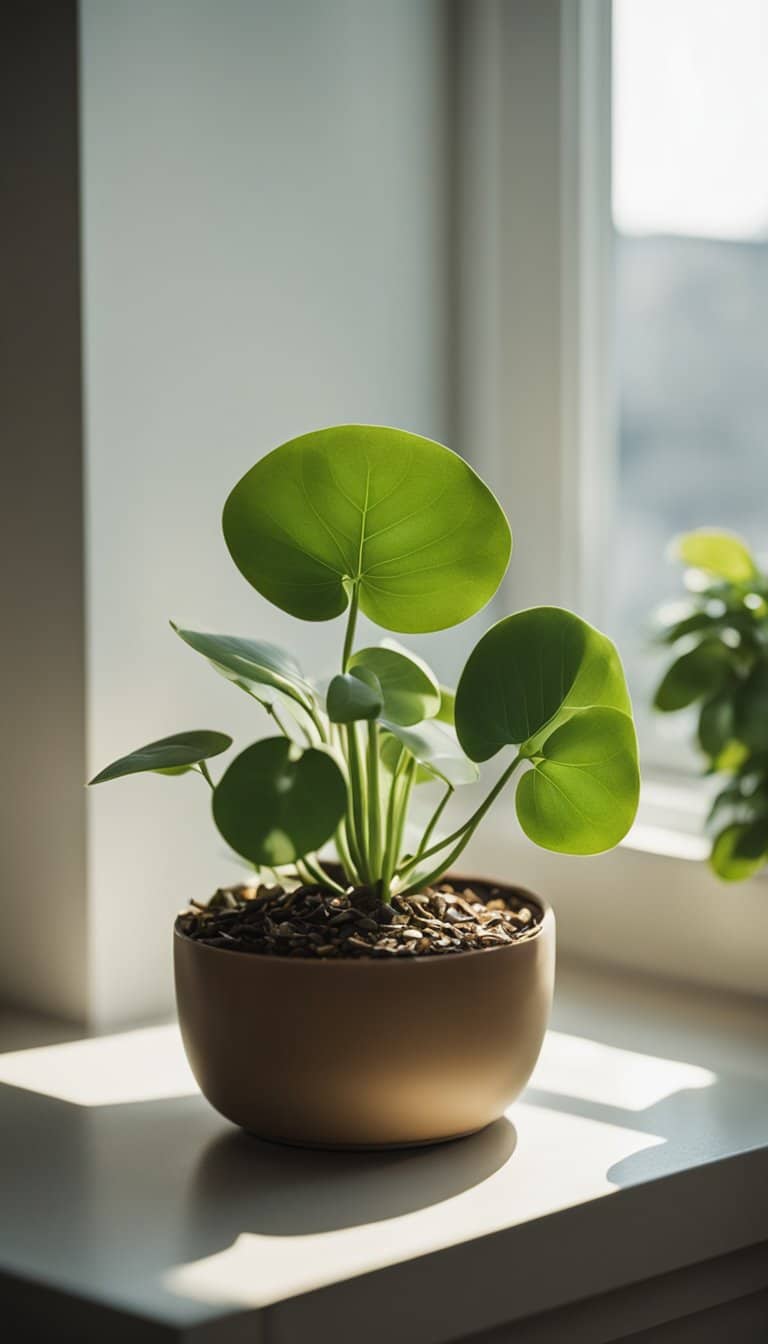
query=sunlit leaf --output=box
[222,425,511,633]
[326,668,382,723]
[710,821,768,882]
[212,738,347,866]
[349,644,440,725]
[172,625,315,710]
[380,719,478,787]
[455,607,631,762]
[89,730,232,785]
[676,530,756,584]
[515,708,639,855]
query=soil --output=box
[176,878,543,959]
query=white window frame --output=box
[450,0,768,997]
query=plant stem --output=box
[342,582,360,671]
[345,722,370,881]
[379,754,415,902]
[297,855,347,894]
[334,822,359,886]
[379,752,405,902]
[366,720,382,876]
[394,754,524,882]
[418,783,453,856]
[197,760,215,788]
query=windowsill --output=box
[446,774,768,999]
[0,963,765,1342]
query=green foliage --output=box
[654,528,768,880]
[212,739,347,866]
[222,425,512,633]
[89,424,639,901]
[89,731,232,785]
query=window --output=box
[609,0,768,770]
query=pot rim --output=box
[174,876,554,968]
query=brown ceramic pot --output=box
[174,876,555,1149]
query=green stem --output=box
[380,754,415,902]
[395,754,523,881]
[342,583,360,671]
[298,856,347,894]
[419,783,453,856]
[345,722,370,881]
[366,721,382,876]
[334,822,360,886]
[197,760,215,789]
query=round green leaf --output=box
[654,642,729,713]
[172,625,314,710]
[349,644,440,725]
[326,668,383,723]
[455,607,631,763]
[710,821,768,881]
[676,530,756,583]
[89,730,232,785]
[380,719,479,787]
[222,425,511,634]
[515,708,639,855]
[212,738,347,866]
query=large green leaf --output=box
[349,644,440,725]
[212,738,347,866]
[380,719,479,787]
[654,642,729,713]
[710,821,768,881]
[172,625,314,710]
[326,668,382,723]
[677,530,756,583]
[455,607,631,762]
[222,425,511,634]
[89,730,232,785]
[515,708,639,854]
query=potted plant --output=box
[91,425,639,1147]
[654,528,768,881]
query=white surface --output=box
[0,962,765,1341]
[79,0,458,1027]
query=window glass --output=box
[611,0,768,766]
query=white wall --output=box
[80,0,455,1025]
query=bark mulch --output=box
[176,879,542,959]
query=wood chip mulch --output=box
[176,880,542,959]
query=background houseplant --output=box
[91,425,639,1145]
[654,528,768,881]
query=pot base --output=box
[175,875,555,1149]
[244,1123,489,1152]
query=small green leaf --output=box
[212,738,347,866]
[653,643,728,712]
[349,644,440,725]
[326,668,383,723]
[735,663,768,751]
[710,821,768,881]
[222,425,512,634]
[455,607,631,762]
[698,691,736,760]
[380,719,479,787]
[172,625,315,710]
[676,530,756,583]
[656,608,722,645]
[89,730,232,785]
[515,708,639,855]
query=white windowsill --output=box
[0,961,766,1342]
